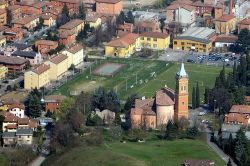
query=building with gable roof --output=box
[24,63,51,89]
[96,0,123,15]
[238,17,250,32]
[214,15,237,34]
[131,63,189,129]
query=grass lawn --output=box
[53,58,231,102]
[0,154,9,166]
[42,139,225,166]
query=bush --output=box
[85,130,104,146]
[186,126,199,139]
[86,114,103,126]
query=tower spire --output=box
[177,63,188,78]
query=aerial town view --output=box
[0,0,250,165]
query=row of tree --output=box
[116,11,135,25]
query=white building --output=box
[8,103,26,118]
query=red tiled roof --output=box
[105,33,139,47]
[0,8,6,15]
[49,54,68,64]
[32,64,50,75]
[216,15,235,22]
[6,124,17,129]
[245,96,250,103]
[35,40,58,46]
[0,55,28,65]
[135,98,154,110]
[238,18,250,25]
[59,19,84,31]
[230,105,250,114]
[214,35,238,43]
[225,113,249,125]
[12,15,39,25]
[8,103,25,110]
[167,4,195,11]
[66,44,83,54]
[156,87,175,106]
[18,118,29,125]
[141,32,169,39]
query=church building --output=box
[130,63,189,129]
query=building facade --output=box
[215,15,237,34]
[96,0,122,15]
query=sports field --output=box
[41,139,225,166]
[54,58,231,102]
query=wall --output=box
[173,39,212,52]
[156,105,174,127]
[17,135,32,145]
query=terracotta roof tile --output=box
[216,15,235,22]
[18,118,29,125]
[225,113,249,125]
[59,19,84,31]
[105,33,139,47]
[141,32,169,39]
[156,87,175,106]
[8,103,25,110]
[6,124,17,129]
[12,15,39,25]
[238,18,250,25]
[35,40,58,46]
[0,8,6,15]
[49,54,68,64]
[230,105,250,114]
[32,63,50,75]
[0,55,28,65]
[214,35,238,43]
[66,44,83,54]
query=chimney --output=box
[229,0,233,15]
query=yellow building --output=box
[173,27,215,53]
[41,13,56,27]
[105,33,140,58]
[105,32,170,58]
[12,15,39,30]
[45,54,68,80]
[0,1,8,9]
[0,65,8,80]
[0,35,6,47]
[24,64,50,90]
[140,32,170,50]
[215,15,237,35]
[0,9,6,26]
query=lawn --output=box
[0,154,9,166]
[53,58,231,102]
[42,139,225,166]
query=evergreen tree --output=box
[114,112,121,125]
[246,54,250,71]
[227,159,232,166]
[116,11,126,25]
[235,129,248,161]
[107,89,121,112]
[78,3,86,20]
[57,4,70,27]
[126,11,134,24]
[192,87,196,109]
[62,4,70,18]
[6,8,12,26]
[196,82,200,108]
[204,87,210,104]
[165,120,179,140]
[232,61,237,85]
[124,93,140,112]
[28,95,42,117]
[240,55,247,85]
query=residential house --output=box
[0,35,6,47]
[18,1,49,15]
[54,0,81,14]
[221,123,241,139]
[134,20,161,34]
[12,15,40,30]
[58,30,76,46]
[215,15,237,34]
[140,32,170,50]
[192,1,214,16]
[8,103,25,118]
[1,112,18,132]
[166,3,196,26]
[12,50,42,65]
[94,109,115,124]
[2,132,16,147]
[18,118,38,131]
[213,35,238,51]
[45,54,68,80]
[0,65,7,80]
[0,8,6,26]
[35,40,58,55]
[41,13,56,27]
[0,99,19,111]
[82,0,95,12]
[117,23,134,33]
[0,1,8,9]
[238,17,250,32]
[59,19,84,35]
[62,44,84,68]
[224,105,250,126]
[24,63,50,90]
[0,25,8,35]
[4,27,24,42]
[173,27,215,52]
[85,13,102,28]
[96,0,123,15]
[8,5,22,21]
[104,33,140,58]
[44,95,66,112]
[16,128,33,145]
[0,55,28,73]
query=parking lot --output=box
[159,49,239,67]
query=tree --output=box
[58,98,75,116]
[74,91,91,115]
[124,93,140,112]
[204,87,210,104]
[78,3,86,19]
[186,126,199,139]
[178,117,189,130]
[91,87,108,111]
[165,120,179,140]
[68,109,84,132]
[126,11,134,24]
[57,124,74,146]
[6,8,12,26]
[6,85,12,91]
[86,114,103,126]
[239,55,247,85]
[236,29,250,54]
[116,11,126,25]
[107,89,121,112]
[196,82,200,108]
[192,87,196,109]
[114,112,121,125]
[235,129,249,161]
[56,4,70,27]
[28,95,42,117]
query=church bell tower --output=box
[174,63,189,121]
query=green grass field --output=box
[0,154,9,166]
[53,58,231,102]
[42,139,225,166]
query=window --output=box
[19,136,21,138]
[174,41,177,45]
[181,42,184,45]
[147,38,150,41]
[153,38,157,41]
[182,102,185,105]
[28,136,30,138]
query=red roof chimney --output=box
[229,0,233,15]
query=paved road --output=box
[29,156,46,166]
[0,76,24,96]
